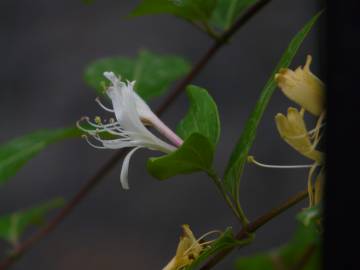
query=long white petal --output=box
[120,147,141,190]
[102,139,135,149]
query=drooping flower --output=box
[163,225,219,270]
[248,106,325,207]
[249,56,326,208]
[275,107,324,164]
[77,72,183,189]
[275,55,325,116]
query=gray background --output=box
[0,0,322,269]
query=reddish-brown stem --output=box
[0,150,127,269]
[200,190,308,270]
[156,0,271,116]
[0,1,271,269]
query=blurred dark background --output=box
[0,1,322,269]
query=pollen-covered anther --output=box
[94,116,102,124]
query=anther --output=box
[95,116,102,124]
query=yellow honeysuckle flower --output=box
[275,55,325,116]
[275,107,324,164]
[163,225,218,270]
[162,224,202,270]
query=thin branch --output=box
[156,0,271,116]
[0,150,127,269]
[0,1,271,269]
[200,190,308,270]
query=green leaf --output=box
[235,254,275,270]
[84,50,191,101]
[130,0,217,23]
[177,85,220,146]
[184,228,240,270]
[223,12,322,197]
[0,198,64,245]
[0,128,81,185]
[277,224,321,270]
[147,133,214,180]
[235,223,321,270]
[297,205,322,227]
[211,0,256,30]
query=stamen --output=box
[97,126,126,136]
[308,122,326,136]
[309,131,324,153]
[184,240,214,256]
[77,118,122,138]
[283,123,326,140]
[83,117,121,129]
[95,97,114,112]
[198,240,214,247]
[76,120,96,135]
[183,230,221,256]
[196,230,222,242]
[312,111,326,141]
[248,156,313,169]
[81,135,106,149]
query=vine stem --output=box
[208,172,243,221]
[200,190,308,270]
[156,0,271,116]
[0,1,271,269]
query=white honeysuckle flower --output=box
[78,72,183,189]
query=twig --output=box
[0,1,271,269]
[0,150,126,269]
[200,190,308,270]
[156,0,271,116]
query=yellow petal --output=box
[275,107,323,163]
[181,224,202,256]
[275,55,325,116]
[162,257,177,270]
[162,225,203,270]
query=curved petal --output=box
[120,146,142,190]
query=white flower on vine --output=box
[77,72,183,189]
